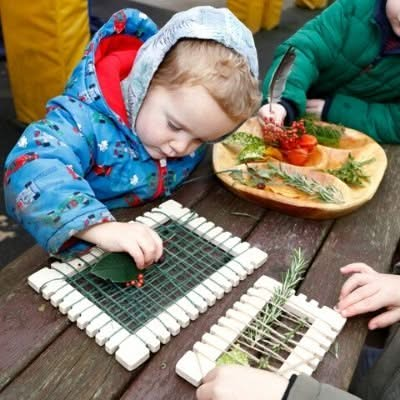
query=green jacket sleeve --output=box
[262,0,353,115]
[287,374,360,400]
[327,94,400,143]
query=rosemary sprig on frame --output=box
[250,249,309,369]
[217,249,309,368]
[250,248,308,342]
[229,164,344,204]
[325,154,375,186]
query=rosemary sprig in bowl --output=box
[229,163,344,204]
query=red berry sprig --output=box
[262,118,308,149]
[262,118,317,166]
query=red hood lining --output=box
[95,34,143,125]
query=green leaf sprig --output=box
[303,115,344,147]
[224,131,264,147]
[325,154,375,186]
[224,131,267,163]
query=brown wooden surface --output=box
[0,146,399,399]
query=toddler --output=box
[4,7,261,267]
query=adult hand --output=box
[258,103,287,126]
[336,263,400,329]
[305,99,325,119]
[75,221,163,269]
[196,365,289,400]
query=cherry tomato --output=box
[285,148,309,166]
[298,134,317,152]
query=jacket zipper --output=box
[154,158,168,198]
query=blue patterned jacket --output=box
[4,9,205,258]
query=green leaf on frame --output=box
[217,348,249,366]
[90,252,140,283]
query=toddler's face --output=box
[135,85,237,160]
[386,0,400,36]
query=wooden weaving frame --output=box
[27,200,268,371]
[176,274,346,386]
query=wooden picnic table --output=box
[1,145,400,400]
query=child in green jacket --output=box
[259,0,400,144]
[196,263,400,400]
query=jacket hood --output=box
[63,9,158,129]
[121,6,259,131]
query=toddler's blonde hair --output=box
[151,39,261,123]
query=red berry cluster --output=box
[125,273,144,288]
[262,118,306,149]
[262,118,317,166]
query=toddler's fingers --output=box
[306,99,320,107]
[340,263,375,276]
[137,236,162,268]
[196,382,213,400]
[126,241,145,269]
[202,367,218,383]
[148,229,163,261]
[338,283,378,313]
[369,307,400,330]
[257,108,273,125]
[339,290,384,318]
[339,271,374,299]
[258,104,285,125]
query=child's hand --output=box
[258,103,287,126]
[196,365,288,400]
[336,263,400,329]
[75,221,163,269]
[305,99,325,119]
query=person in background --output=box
[3,7,260,268]
[259,0,400,144]
[196,263,400,400]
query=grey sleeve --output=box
[287,374,361,400]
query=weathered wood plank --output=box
[302,145,400,389]
[0,327,132,400]
[0,246,47,299]
[0,281,68,391]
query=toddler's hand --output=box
[196,365,288,400]
[306,99,325,119]
[336,263,400,329]
[258,103,287,126]
[76,221,163,269]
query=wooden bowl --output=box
[212,118,387,219]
